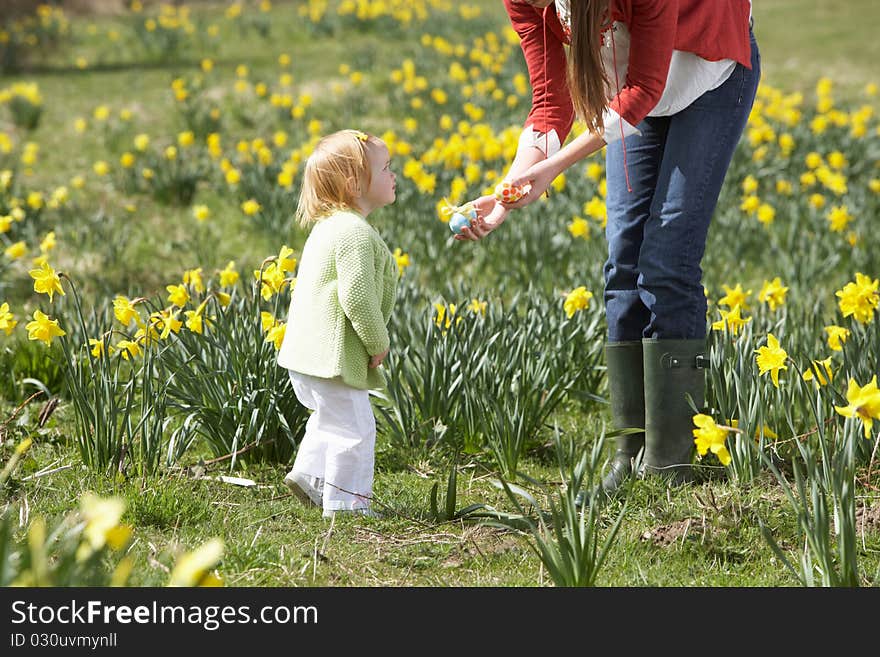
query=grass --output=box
[1,0,880,587]
[753,0,880,93]
[5,393,878,586]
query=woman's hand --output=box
[503,159,559,209]
[369,348,389,368]
[454,195,510,242]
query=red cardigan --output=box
[504,0,753,143]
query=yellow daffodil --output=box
[434,303,460,331]
[711,305,752,336]
[392,247,411,276]
[40,231,56,253]
[27,191,43,210]
[25,310,65,346]
[740,195,760,214]
[776,179,793,195]
[115,339,142,360]
[28,261,64,302]
[166,284,189,308]
[802,357,834,387]
[718,284,751,309]
[89,338,106,358]
[277,245,297,273]
[4,241,27,259]
[0,302,17,335]
[260,311,277,333]
[805,152,823,169]
[756,202,775,226]
[192,204,210,222]
[184,300,209,335]
[692,414,731,466]
[824,325,850,351]
[563,286,593,318]
[241,199,261,215]
[567,216,590,239]
[834,376,880,438]
[826,205,853,233]
[266,322,285,350]
[168,538,224,587]
[150,309,182,339]
[741,175,758,194]
[183,267,205,294]
[758,277,789,311]
[755,333,788,388]
[467,298,487,316]
[219,261,239,288]
[76,494,131,561]
[584,162,603,181]
[254,263,287,300]
[835,272,879,324]
[113,295,142,327]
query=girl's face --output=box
[360,141,396,213]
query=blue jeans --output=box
[603,30,761,342]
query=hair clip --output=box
[353,130,369,142]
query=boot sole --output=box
[284,475,320,507]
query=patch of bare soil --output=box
[640,518,704,547]
[856,504,880,535]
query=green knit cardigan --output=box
[277,210,398,390]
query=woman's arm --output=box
[455,1,572,241]
[508,0,678,206]
[504,0,575,145]
[506,130,607,207]
[454,141,546,241]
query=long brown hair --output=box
[567,0,611,133]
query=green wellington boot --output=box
[642,338,708,484]
[599,341,646,493]
[576,341,645,507]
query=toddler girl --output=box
[277,129,398,518]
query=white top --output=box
[523,0,752,154]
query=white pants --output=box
[287,371,376,512]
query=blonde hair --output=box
[295,129,379,226]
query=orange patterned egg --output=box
[494,181,529,203]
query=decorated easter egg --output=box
[494,180,530,204]
[449,211,472,235]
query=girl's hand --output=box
[454,195,510,242]
[504,160,558,209]
[369,348,389,369]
